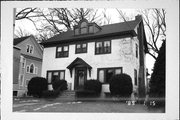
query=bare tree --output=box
[117,9,166,60]
[33,8,101,35]
[15,8,37,21]
[14,27,31,38]
[116,9,134,22]
[139,9,166,59]
[15,8,102,41]
[101,9,112,25]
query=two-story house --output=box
[13,35,43,97]
[41,15,148,97]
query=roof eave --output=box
[41,30,136,47]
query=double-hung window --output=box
[98,67,123,83]
[76,43,87,53]
[26,44,34,54]
[95,40,111,54]
[134,69,138,85]
[136,44,138,58]
[56,45,69,58]
[20,56,26,68]
[80,22,88,34]
[47,70,65,84]
[19,74,24,86]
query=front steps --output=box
[56,90,76,101]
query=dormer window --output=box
[80,21,88,34]
[75,28,79,35]
[89,25,94,33]
[74,19,101,36]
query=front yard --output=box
[13,97,164,113]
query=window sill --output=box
[56,56,69,58]
[75,52,87,54]
[101,83,110,85]
[95,52,111,55]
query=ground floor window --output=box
[134,69,138,85]
[47,70,65,84]
[13,91,17,96]
[97,67,123,83]
[25,79,29,87]
[19,74,24,86]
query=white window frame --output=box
[26,63,37,74]
[35,67,38,74]
[26,65,30,73]
[26,44,34,54]
[25,79,29,87]
[29,63,35,74]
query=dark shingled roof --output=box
[14,36,30,45]
[41,19,141,46]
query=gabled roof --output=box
[41,18,141,46]
[13,36,31,45]
[67,57,92,70]
[13,35,43,58]
[67,57,92,77]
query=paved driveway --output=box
[13,98,164,113]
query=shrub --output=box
[27,77,48,98]
[52,79,68,91]
[42,90,60,98]
[76,90,96,98]
[109,73,133,97]
[84,79,102,95]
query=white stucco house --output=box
[41,15,148,97]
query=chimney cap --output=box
[135,15,142,21]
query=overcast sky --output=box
[15,8,155,74]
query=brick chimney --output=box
[135,15,142,21]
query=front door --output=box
[75,67,87,90]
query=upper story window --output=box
[26,44,34,54]
[95,40,111,54]
[76,43,87,54]
[56,45,69,58]
[136,44,138,58]
[20,56,26,68]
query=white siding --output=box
[42,37,140,92]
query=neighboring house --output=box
[13,35,43,97]
[41,15,148,97]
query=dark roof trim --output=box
[22,53,42,62]
[13,46,21,50]
[14,36,31,45]
[42,30,136,47]
[67,57,92,70]
[67,57,92,77]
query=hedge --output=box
[27,77,48,98]
[109,73,133,97]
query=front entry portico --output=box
[67,57,92,90]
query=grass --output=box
[13,97,165,113]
